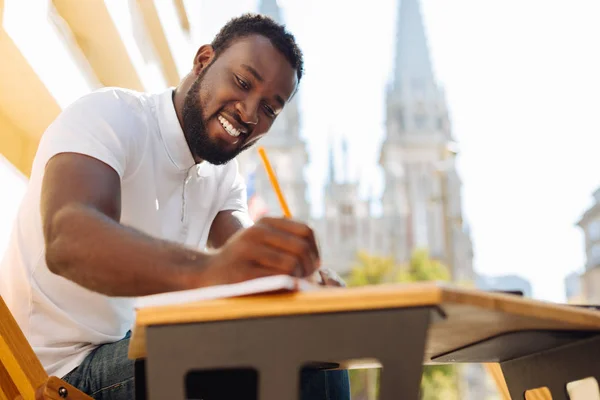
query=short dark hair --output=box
[211,13,304,82]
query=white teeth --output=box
[218,115,241,138]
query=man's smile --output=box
[217,114,248,143]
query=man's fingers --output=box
[253,224,317,276]
[223,219,322,280]
[257,217,321,265]
[230,261,287,283]
[306,227,321,267]
[247,245,303,276]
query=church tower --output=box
[319,138,376,274]
[236,0,310,221]
[380,0,473,280]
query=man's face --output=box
[182,35,298,165]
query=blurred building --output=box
[305,0,475,280]
[313,138,383,274]
[564,271,584,303]
[379,0,473,281]
[575,188,600,303]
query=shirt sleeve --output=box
[34,89,143,179]
[219,159,249,214]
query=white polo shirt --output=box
[0,87,248,378]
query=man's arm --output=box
[42,153,214,296]
[43,153,321,297]
[207,210,253,249]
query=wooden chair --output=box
[0,296,92,400]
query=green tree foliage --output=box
[346,249,458,400]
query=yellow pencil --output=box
[257,146,292,218]
[258,146,325,282]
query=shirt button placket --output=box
[180,168,193,241]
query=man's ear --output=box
[192,44,215,76]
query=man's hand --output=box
[202,216,320,285]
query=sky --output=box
[1,0,600,302]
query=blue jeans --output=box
[62,332,350,400]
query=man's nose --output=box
[235,98,259,126]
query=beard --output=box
[182,69,249,165]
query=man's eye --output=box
[236,76,249,90]
[263,104,275,117]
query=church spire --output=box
[328,136,335,184]
[341,137,349,183]
[259,0,283,23]
[393,0,435,90]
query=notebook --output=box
[135,275,318,309]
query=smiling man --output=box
[0,14,349,400]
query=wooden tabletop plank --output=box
[129,283,442,359]
[129,283,600,360]
[134,282,443,325]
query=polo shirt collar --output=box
[156,88,196,171]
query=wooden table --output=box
[129,282,600,400]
